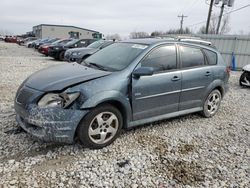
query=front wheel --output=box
[58,51,65,61]
[201,89,222,118]
[77,104,123,149]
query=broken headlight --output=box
[38,92,80,108]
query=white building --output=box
[33,24,101,39]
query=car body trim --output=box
[181,86,205,92]
[136,90,181,100]
[128,107,202,128]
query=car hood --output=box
[25,63,111,91]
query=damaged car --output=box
[239,64,250,87]
[15,38,229,148]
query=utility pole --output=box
[216,2,225,34]
[178,14,188,34]
[205,0,215,34]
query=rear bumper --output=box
[15,103,88,143]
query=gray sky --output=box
[1,0,250,37]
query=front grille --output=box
[16,87,34,105]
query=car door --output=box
[132,44,181,121]
[178,45,213,110]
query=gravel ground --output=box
[0,41,249,187]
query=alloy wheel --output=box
[88,112,119,144]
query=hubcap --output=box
[88,112,119,144]
[207,93,220,115]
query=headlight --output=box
[54,47,59,50]
[72,52,81,56]
[38,92,80,108]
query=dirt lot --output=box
[0,41,249,187]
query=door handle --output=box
[171,76,180,81]
[205,71,211,76]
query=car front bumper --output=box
[15,103,88,144]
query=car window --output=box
[180,46,205,68]
[203,49,217,65]
[141,45,177,72]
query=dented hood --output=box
[25,63,111,91]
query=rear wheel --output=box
[77,104,123,149]
[201,89,222,118]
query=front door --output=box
[132,44,181,120]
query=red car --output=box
[38,44,50,56]
[4,36,17,43]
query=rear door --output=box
[132,44,181,120]
[178,45,213,110]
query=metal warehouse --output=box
[33,24,101,39]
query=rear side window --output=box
[203,49,217,65]
[141,45,177,72]
[180,46,205,68]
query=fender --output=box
[80,90,132,125]
[202,79,226,102]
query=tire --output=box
[58,51,65,61]
[77,104,123,149]
[201,89,222,118]
[239,71,248,87]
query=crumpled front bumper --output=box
[15,103,88,143]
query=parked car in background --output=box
[0,35,5,41]
[34,38,50,49]
[17,37,37,46]
[26,39,42,48]
[239,64,250,87]
[38,39,71,56]
[5,36,17,43]
[64,40,114,63]
[48,38,96,61]
[14,38,229,148]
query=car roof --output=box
[121,38,216,50]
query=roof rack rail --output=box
[178,38,216,48]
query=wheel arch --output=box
[80,91,132,129]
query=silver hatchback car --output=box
[15,38,230,148]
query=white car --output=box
[0,35,5,41]
[240,64,250,87]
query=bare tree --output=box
[129,31,149,39]
[151,31,164,37]
[105,34,121,41]
[0,29,13,36]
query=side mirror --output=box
[133,67,154,78]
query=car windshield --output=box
[84,43,148,71]
[87,40,106,49]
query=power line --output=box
[187,4,250,28]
